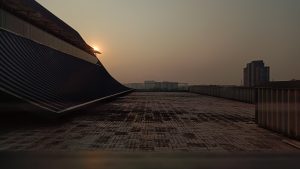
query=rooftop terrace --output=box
[0,92,297,152]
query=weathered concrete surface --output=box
[0,92,298,152]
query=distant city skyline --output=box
[37,0,300,85]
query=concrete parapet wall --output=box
[256,87,300,139]
[189,85,255,104]
[190,82,300,140]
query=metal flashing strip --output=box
[0,87,133,114]
[58,89,134,114]
[0,87,57,113]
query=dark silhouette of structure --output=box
[0,0,131,115]
[243,60,270,87]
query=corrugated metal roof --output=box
[0,0,96,56]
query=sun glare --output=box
[93,46,99,51]
[92,45,102,55]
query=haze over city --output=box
[36,0,300,85]
[1,1,300,167]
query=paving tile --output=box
[0,92,298,152]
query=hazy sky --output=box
[36,0,300,85]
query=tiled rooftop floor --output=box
[0,92,298,152]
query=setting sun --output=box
[92,46,99,51]
[92,45,102,54]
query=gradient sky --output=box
[36,0,300,85]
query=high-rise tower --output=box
[243,60,270,87]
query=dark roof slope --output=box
[0,0,96,56]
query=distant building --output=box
[244,60,270,87]
[145,81,178,91]
[178,83,189,91]
[160,81,179,91]
[144,81,157,90]
[125,81,187,91]
[124,83,145,90]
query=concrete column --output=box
[288,89,296,137]
[275,89,280,131]
[270,89,276,130]
[239,88,242,101]
[251,88,255,104]
[242,88,245,102]
[237,88,240,101]
[266,88,272,129]
[249,88,252,103]
[279,89,284,134]
[282,89,289,134]
[221,88,225,98]
[256,88,262,124]
[296,89,300,139]
[245,88,248,103]
[244,88,247,103]
[262,88,267,127]
[264,89,268,128]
